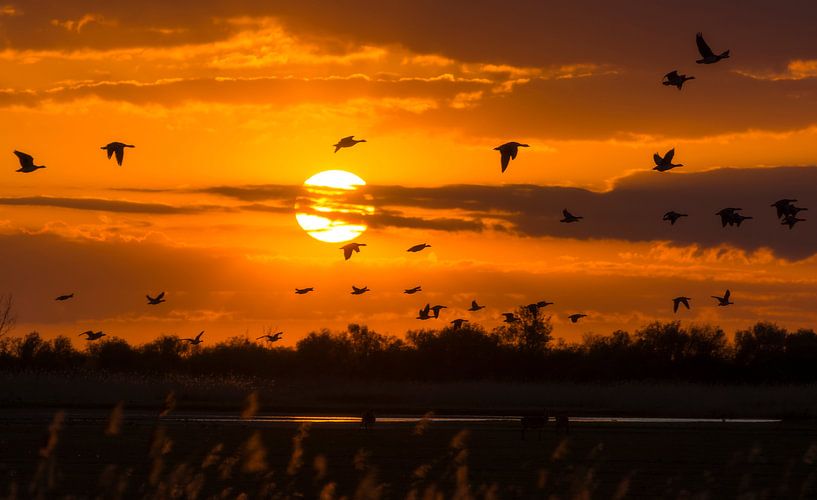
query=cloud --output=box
[0,196,224,214]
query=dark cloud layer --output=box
[0,196,216,214]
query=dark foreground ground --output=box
[1,410,817,499]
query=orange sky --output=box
[2,2,817,345]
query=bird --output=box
[672,296,691,313]
[663,211,688,225]
[78,330,106,340]
[782,214,806,229]
[295,287,314,295]
[13,151,46,173]
[711,289,733,306]
[560,209,583,223]
[407,243,431,253]
[55,293,74,301]
[351,285,370,295]
[341,242,367,260]
[450,318,468,329]
[526,301,554,313]
[771,199,798,219]
[468,300,485,312]
[502,312,518,323]
[653,148,683,172]
[182,331,204,345]
[417,304,432,320]
[728,213,753,227]
[257,331,284,343]
[785,205,808,217]
[695,32,730,64]
[662,70,695,90]
[333,135,366,152]
[716,208,742,227]
[430,305,447,318]
[146,292,165,305]
[404,286,422,294]
[101,142,134,166]
[568,314,587,323]
[494,141,529,173]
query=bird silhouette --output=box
[55,293,74,301]
[257,331,284,343]
[404,286,422,294]
[468,300,485,312]
[430,305,447,318]
[526,301,554,313]
[696,32,730,64]
[182,331,204,345]
[351,285,370,295]
[450,318,468,329]
[663,211,688,225]
[785,205,808,217]
[295,287,314,294]
[716,208,742,227]
[568,313,587,323]
[79,330,106,340]
[417,303,432,320]
[653,148,683,172]
[728,213,753,227]
[494,142,529,173]
[101,142,134,166]
[502,312,519,323]
[13,151,46,173]
[672,296,691,313]
[146,292,165,305]
[333,135,366,152]
[341,242,367,260]
[771,199,798,219]
[662,70,695,90]
[560,209,583,223]
[782,214,806,229]
[711,289,733,306]
[407,243,431,252]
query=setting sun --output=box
[295,170,373,242]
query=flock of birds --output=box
[12,32,807,344]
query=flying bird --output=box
[468,300,485,312]
[333,135,366,152]
[13,151,46,173]
[711,289,733,306]
[351,285,370,295]
[782,214,806,229]
[407,243,431,253]
[728,213,753,227]
[78,330,106,340]
[55,293,74,301]
[101,142,135,166]
[785,205,808,217]
[662,70,695,90]
[450,318,468,329]
[568,313,587,323]
[502,312,519,323]
[653,148,683,172]
[417,303,432,320]
[771,199,798,219]
[146,292,166,305]
[430,305,447,318]
[494,141,529,173]
[560,209,583,223]
[182,331,204,345]
[696,32,730,64]
[663,211,688,225]
[258,331,284,343]
[526,301,554,313]
[295,287,314,295]
[404,286,422,294]
[716,208,742,227]
[672,296,691,313]
[341,242,367,260]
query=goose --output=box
[711,289,733,306]
[341,242,367,260]
[79,330,106,340]
[182,331,204,345]
[404,286,422,294]
[696,32,730,64]
[450,318,468,329]
[672,296,691,313]
[333,135,366,152]
[785,205,808,217]
[771,199,798,219]
[653,148,683,172]
[295,287,314,294]
[716,208,742,227]
[494,142,529,173]
[728,213,753,227]
[560,209,583,223]
[351,285,370,295]
[526,301,554,313]
[468,300,485,312]
[13,151,46,173]
[502,312,519,323]
[417,303,432,320]
[257,331,283,343]
[407,243,431,252]
[662,70,695,90]
[568,313,587,323]
[782,214,806,229]
[430,305,447,318]
[663,211,688,225]
[146,292,165,305]
[101,142,135,166]
[55,293,74,301]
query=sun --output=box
[295,170,374,243]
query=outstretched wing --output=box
[664,148,675,163]
[343,246,353,260]
[724,289,731,301]
[696,33,714,58]
[156,292,165,300]
[14,150,33,168]
[500,151,511,173]
[673,299,680,313]
[653,152,663,165]
[562,209,572,219]
[196,331,204,341]
[115,147,124,166]
[664,70,679,80]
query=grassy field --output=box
[1,410,817,499]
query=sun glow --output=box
[295,170,373,243]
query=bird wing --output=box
[664,70,679,80]
[343,246,353,260]
[653,152,663,165]
[664,148,675,163]
[196,331,204,340]
[673,299,679,313]
[352,286,361,293]
[696,33,715,58]
[115,147,124,166]
[14,150,33,167]
[562,209,572,218]
[682,298,690,309]
[510,146,518,160]
[724,289,730,300]
[471,300,478,308]
[146,294,153,301]
[157,292,165,300]
[106,147,114,159]
[500,151,511,173]
[341,135,354,141]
